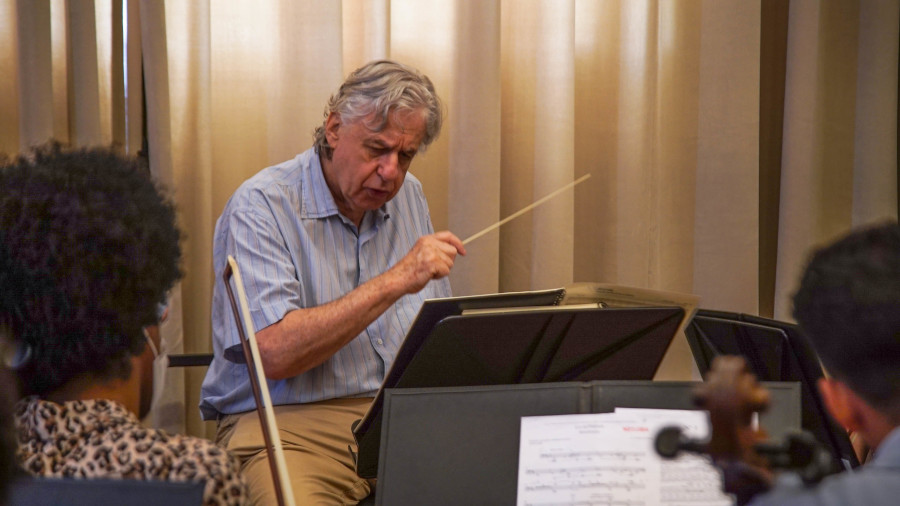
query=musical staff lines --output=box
[517,410,734,506]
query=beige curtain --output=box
[2,0,897,440]
[1,0,129,151]
[0,0,187,433]
[773,0,899,320]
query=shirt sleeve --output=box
[223,205,305,335]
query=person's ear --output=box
[818,377,863,433]
[325,112,341,147]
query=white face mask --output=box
[142,327,169,414]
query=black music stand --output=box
[685,309,859,470]
[373,381,801,505]
[353,301,686,478]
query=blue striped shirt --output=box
[199,148,451,419]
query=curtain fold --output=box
[499,0,578,292]
[852,0,898,225]
[774,0,898,321]
[342,0,389,73]
[68,0,108,146]
[692,0,761,314]
[141,0,216,436]
[14,0,53,147]
[0,0,21,153]
[446,0,502,296]
[2,0,897,439]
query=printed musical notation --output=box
[525,465,646,478]
[537,450,645,462]
[517,409,733,506]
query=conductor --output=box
[200,60,465,505]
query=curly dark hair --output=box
[792,221,900,420]
[0,143,182,397]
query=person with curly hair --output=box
[0,144,248,506]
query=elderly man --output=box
[200,60,465,504]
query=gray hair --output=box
[314,60,443,160]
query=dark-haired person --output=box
[746,221,900,505]
[0,144,248,506]
[201,60,465,504]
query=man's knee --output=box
[241,448,371,506]
[239,451,283,506]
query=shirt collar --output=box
[300,149,341,219]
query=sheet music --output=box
[517,409,733,506]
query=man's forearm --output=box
[253,231,464,380]
[254,268,409,380]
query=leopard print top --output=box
[16,397,248,505]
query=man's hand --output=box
[391,231,466,294]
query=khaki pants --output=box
[216,398,373,506]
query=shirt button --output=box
[376,339,384,346]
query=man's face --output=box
[323,108,427,225]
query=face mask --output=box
[142,327,169,414]
[1,339,31,370]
